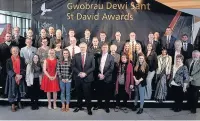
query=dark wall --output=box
[0,0,31,13]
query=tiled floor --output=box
[0,105,199,120]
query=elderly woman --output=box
[154,47,172,102]
[169,54,189,112]
[5,46,26,112]
[172,40,182,65]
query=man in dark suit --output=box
[99,31,109,48]
[126,32,144,52]
[35,29,50,48]
[72,42,95,115]
[110,31,125,54]
[181,34,193,64]
[161,27,176,56]
[93,43,114,113]
[48,26,56,48]
[12,27,26,49]
[0,33,16,96]
[79,29,92,48]
[62,29,76,48]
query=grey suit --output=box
[186,58,200,112]
[20,46,37,64]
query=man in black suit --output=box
[35,29,50,48]
[12,27,26,49]
[181,34,193,64]
[0,33,16,96]
[72,42,95,115]
[48,26,56,48]
[79,29,92,47]
[126,32,144,52]
[161,27,176,56]
[110,31,125,54]
[99,31,109,48]
[93,43,114,113]
[62,29,76,48]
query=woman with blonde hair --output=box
[132,53,149,114]
[41,49,60,109]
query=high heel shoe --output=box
[65,104,69,112]
[11,104,16,112]
[53,103,57,110]
[137,108,143,114]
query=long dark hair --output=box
[60,49,71,64]
[31,54,42,72]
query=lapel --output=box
[191,60,200,75]
[103,54,109,73]
[84,53,88,69]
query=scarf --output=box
[11,55,21,85]
[115,62,134,99]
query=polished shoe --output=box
[93,106,100,110]
[105,108,110,113]
[137,108,143,114]
[191,109,196,114]
[31,104,36,110]
[122,107,128,113]
[132,106,137,111]
[88,109,93,115]
[114,106,119,112]
[73,107,84,112]
[174,108,182,112]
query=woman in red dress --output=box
[41,49,60,109]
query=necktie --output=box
[72,47,75,57]
[81,54,85,70]
[190,61,195,76]
[184,43,187,51]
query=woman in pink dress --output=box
[41,49,60,109]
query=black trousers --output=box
[116,85,128,107]
[171,85,184,109]
[96,81,113,108]
[29,78,40,104]
[188,85,200,111]
[75,80,91,110]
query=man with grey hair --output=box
[186,50,200,113]
[12,27,26,49]
[72,42,95,115]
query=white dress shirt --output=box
[66,45,81,58]
[99,53,108,74]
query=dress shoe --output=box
[88,109,92,115]
[174,108,182,112]
[114,106,119,112]
[73,107,84,112]
[132,106,137,111]
[191,109,196,114]
[105,108,110,113]
[122,107,128,113]
[137,108,143,114]
[93,106,100,110]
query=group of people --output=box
[0,26,199,116]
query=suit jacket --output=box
[12,35,26,49]
[34,36,50,48]
[72,53,95,83]
[185,59,200,86]
[110,40,125,54]
[161,35,176,56]
[20,46,37,64]
[79,38,92,47]
[98,54,114,83]
[181,43,193,64]
[169,65,189,87]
